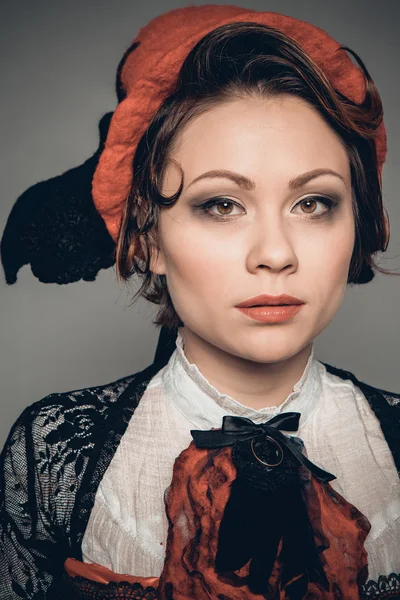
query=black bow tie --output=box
[191,412,335,483]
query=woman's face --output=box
[150,95,355,364]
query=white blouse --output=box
[82,328,400,583]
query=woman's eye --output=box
[196,196,337,221]
[198,198,243,219]
[294,196,337,218]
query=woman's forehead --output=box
[167,96,350,188]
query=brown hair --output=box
[114,22,397,331]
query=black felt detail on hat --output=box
[1,112,116,285]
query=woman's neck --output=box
[180,328,313,410]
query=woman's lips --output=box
[236,294,304,307]
[236,304,304,323]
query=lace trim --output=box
[62,573,160,599]
[63,571,400,599]
[362,573,400,598]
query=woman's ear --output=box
[147,232,167,276]
[150,246,167,276]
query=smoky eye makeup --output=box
[190,189,344,222]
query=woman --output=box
[1,5,399,599]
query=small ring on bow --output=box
[251,435,284,467]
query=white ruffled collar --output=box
[161,327,322,431]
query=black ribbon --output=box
[191,413,336,483]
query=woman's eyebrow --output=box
[187,169,256,190]
[186,168,346,190]
[289,168,347,189]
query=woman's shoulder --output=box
[5,371,134,448]
[320,360,400,475]
[2,360,163,461]
[320,360,400,407]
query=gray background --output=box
[1,0,399,447]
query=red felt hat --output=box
[91,4,387,243]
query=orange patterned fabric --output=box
[158,442,370,599]
[65,441,371,599]
[91,5,387,242]
[64,558,159,588]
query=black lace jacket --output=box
[1,354,399,600]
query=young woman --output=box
[1,5,399,600]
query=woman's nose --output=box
[245,212,298,274]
